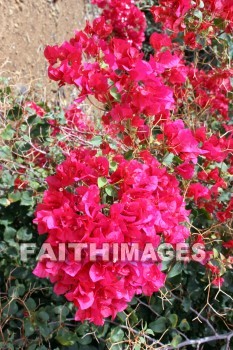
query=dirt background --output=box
[0,0,95,101]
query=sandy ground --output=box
[0,0,86,100]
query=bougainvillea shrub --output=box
[32,0,233,327]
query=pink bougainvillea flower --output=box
[150,32,172,50]
[24,101,45,117]
[161,119,206,163]
[212,276,224,287]
[223,240,233,249]
[175,162,195,180]
[187,183,210,203]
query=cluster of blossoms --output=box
[92,0,146,48]
[149,0,233,120]
[186,67,232,121]
[33,149,189,324]
[33,0,233,324]
[150,0,233,43]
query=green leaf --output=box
[218,191,231,203]
[0,145,12,160]
[0,198,11,206]
[162,153,174,166]
[17,227,32,241]
[171,334,182,347]
[56,328,77,346]
[182,297,191,312]
[25,298,37,311]
[96,323,109,338]
[8,284,25,297]
[105,185,117,197]
[179,319,190,331]
[20,123,28,132]
[8,191,21,203]
[20,191,33,206]
[27,345,37,350]
[38,324,51,339]
[98,177,108,188]
[7,105,23,120]
[0,217,13,226]
[173,155,183,165]
[90,136,102,147]
[139,336,146,344]
[1,169,14,186]
[77,334,92,345]
[110,161,118,171]
[5,245,19,258]
[110,345,123,350]
[110,87,121,102]
[8,301,19,315]
[193,9,203,20]
[124,150,134,160]
[17,284,26,296]
[1,124,15,140]
[211,120,221,131]
[76,323,90,337]
[167,262,183,278]
[54,305,69,321]
[110,327,124,342]
[129,310,138,325]
[30,181,40,190]
[214,18,225,29]
[11,267,28,279]
[4,227,17,240]
[199,0,204,8]
[35,346,47,350]
[145,329,154,335]
[24,319,35,337]
[37,311,49,323]
[133,345,141,350]
[213,248,219,258]
[116,312,126,324]
[160,259,171,272]
[149,317,167,333]
[168,314,178,328]
[0,343,13,350]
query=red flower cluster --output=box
[149,0,233,123]
[202,0,233,32]
[44,24,178,144]
[92,0,146,49]
[151,0,233,43]
[33,149,189,324]
[187,67,233,121]
[151,0,193,32]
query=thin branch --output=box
[166,331,233,350]
[170,292,217,335]
[135,297,160,317]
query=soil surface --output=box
[0,0,86,99]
